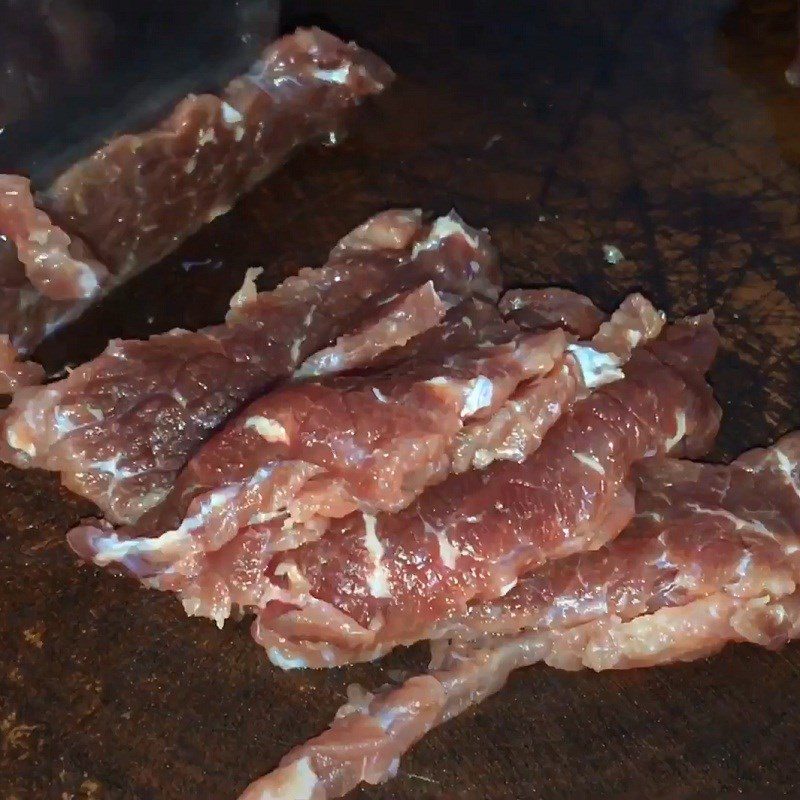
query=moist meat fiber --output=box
[0,209,501,523]
[240,433,800,800]
[68,326,570,621]
[0,335,45,394]
[68,294,665,631]
[247,315,719,668]
[4,19,794,800]
[0,28,393,354]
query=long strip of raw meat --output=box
[1,28,392,355]
[238,433,800,800]
[0,209,501,524]
[68,294,664,628]
[251,315,720,668]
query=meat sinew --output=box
[248,315,720,668]
[1,28,392,355]
[0,210,501,524]
[239,433,800,800]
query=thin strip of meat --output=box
[69,326,570,626]
[1,28,392,355]
[0,335,45,394]
[0,174,108,301]
[251,316,720,668]
[295,281,449,378]
[39,28,393,274]
[0,209,501,524]
[499,287,607,338]
[362,296,518,372]
[452,293,664,471]
[238,433,800,800]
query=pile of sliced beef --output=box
[2,25,799,800]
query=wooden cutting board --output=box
[2,1,800,797]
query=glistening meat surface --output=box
[452,292,664,471]
[0,335,45,394]
[69,294,665,630]
[69,326,570,625]
[239,433,800,800]
[251,316,720,668]
[1,29,393,355]
[0,210,501,523]
[38,28,394,275]
[0,175,108,302]
[499,287,607,338]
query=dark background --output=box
[3,0,800,798]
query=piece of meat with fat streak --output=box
[0,335,45,394]
[452,292,664,471]
[1,29,393,355]
[499,287,607,338]
[249,314,720,668]
[68,324,570,625]
[238,433,800,800]
[68,294,664,628]
[0,209,501,524]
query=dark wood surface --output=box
[3,1,800,797]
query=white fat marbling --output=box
[573,451,605,475]
[229,267,263,309]
[411,211,480,257]
[314,65,352,84]
[363,513,392,598]
[567,344,624,388]
[221,101,244,124]
[6,427,36,457]
[268,648,309,671]
[274,560,310,593]
[91,530,191,567]
[664,411,687,451]
[245,416,290,444]
[461,375,493,418]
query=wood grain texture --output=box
[2,1,800,798]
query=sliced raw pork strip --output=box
[452,293,665,471]
[0,336,45,394]
[240,433,800,800]
[499,287,607,338]
[295,281,449,378]
[38,29,392,278]
[69,327,570,624]
[1,29,393,355]
[0,175,108,302]
[0,209,501,523]
[251,316,721,668]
